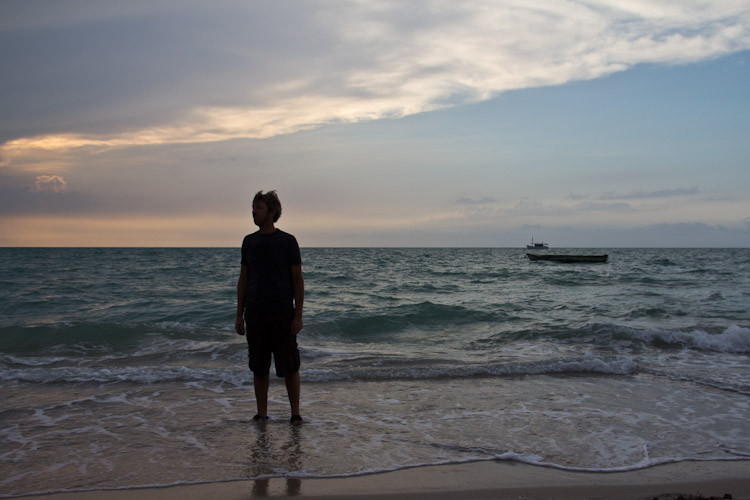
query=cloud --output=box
[456,196,497,205]
[566,192,589,201]
[2,1,749,160]
[31,175,68,193]
[509,197,633,217]
[599,187,699,200]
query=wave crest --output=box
[610,324,750,353]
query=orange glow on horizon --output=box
[0,215,249,247]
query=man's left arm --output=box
[291,264,304,335]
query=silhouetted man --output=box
[235,190,304,425]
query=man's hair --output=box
[253,190,282,222]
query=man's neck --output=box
[258,223,276,235]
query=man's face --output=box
[252,200,272,227]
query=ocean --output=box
[1,247,749,497]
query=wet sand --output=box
[23,459,750,500]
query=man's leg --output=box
[285,371,300,417]
[254,373,270,417]
[247,311,271,419]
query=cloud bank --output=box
[2,0,749,160]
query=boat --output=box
[526,253,608,263]
[526,238,549,250]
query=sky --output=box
[1,0,749,248]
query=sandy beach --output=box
[22,460,750,500]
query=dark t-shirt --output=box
[241,229,302,312]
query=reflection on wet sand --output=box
[247,420,303,497]
[251,477,301,497]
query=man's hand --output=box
[291,316,303,336]
[235,315,245,336]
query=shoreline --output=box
[17,459,750,500]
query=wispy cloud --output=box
[456,196,498,205]
[599,187,700,200]
[510,197,634,216]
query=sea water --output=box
[1,247,749,497]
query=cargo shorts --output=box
[245,308,300,378]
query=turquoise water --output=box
[1,247,749,497]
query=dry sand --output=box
[22,460,750,500]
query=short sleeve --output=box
[241,235,249,265]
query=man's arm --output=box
[290,264,304,335]
[235,264,248,335]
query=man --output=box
[235,190,304,425]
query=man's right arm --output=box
[235,264,248,335]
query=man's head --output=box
[253,190,282,223]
